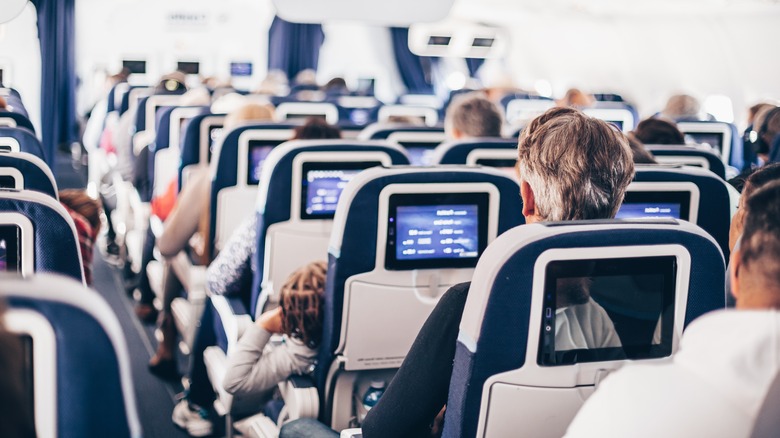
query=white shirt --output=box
[555,298,622,351]
[565,309,780,438]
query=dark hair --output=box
[743,163,780,199]
[59,189,102,238]
[446,93,503,138]
[280,261,327,348]
[740,180,780,292]
[633,118,685,145]
[626,133,657,164]
[293,117,342,140]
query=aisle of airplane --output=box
[0,0,779,437]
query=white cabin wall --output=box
[75,0,275,114]
[0,3,42,133]
[452,0,780,129]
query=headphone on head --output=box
[752,106,780,155]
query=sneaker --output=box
[172,400,213,437]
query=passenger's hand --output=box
[257,307,284,334]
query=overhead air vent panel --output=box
[273,0,455,25]
[409,20,508,58]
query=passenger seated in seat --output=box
[556,88,595,108]
[280,106,635,438]
[59,190,102,286]
[632,118,685,145]
[444,92,503,140]
[565,180,780,438]
[147,103,275,378]
[172,261,327,437]
[626,134,657,164]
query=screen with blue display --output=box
[247,140,282,185]
[300,161,382,219]
[399,142,439,166]
[230,62,253,77]
[617,191,690,221]
[386,192,489,270]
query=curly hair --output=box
[280,261,327,348]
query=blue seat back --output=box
[316,167,526,401]
[444,220,725,438]
[0,190,83,282]
[0,127,47,162]
[633,167,733,257]
[2,274,142,437]
[432,138,518,165]
[209,123,299,256]
[0,111,36,134]
[678,121,743,169]
[644,145,727,180]
[178,113,224,190]
[0,152,57,198]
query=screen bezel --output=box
[0,223,21,273]
[300,161,383,220]
[582,108,634,133]
[624,181,700,224]
[617,191,691,221]
[385,192,490,271]
[177,61,200,75]
[246,140,285,185]
[677,122,732,165]
[236,129,295,188]
[275,102,339,124]
[197,115,226,165]
[537,255,677,367]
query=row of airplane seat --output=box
[3,74,774,438]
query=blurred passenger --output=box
[728,163,780,252]
[59,190,102,286]
[147,103,275,378]
[322,77,349,96]
[566,180,780,438]
[444,92,503,139]
[632,118,685,145]
[254,70,290,96]
[556,88,595,108]
[751,106,780,163]
[281,107,636,438]
[167,119,342,435]
[660,94,703,121]
[626,134,658,164]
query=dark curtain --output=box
[31,0,78,167]
[465,58,485,78]
[267,15,325,80]
[390,27,435,94]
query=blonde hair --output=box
[280,261,327,348]
[223,103,275,132]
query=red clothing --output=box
[63,206,95,285]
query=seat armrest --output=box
[210,295,253,351]
[203,346,233,416]
[340,428,363,438]
[276,375,319,426]
[169,252,207,299]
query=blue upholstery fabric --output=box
[634,168,731,257]
[177,112,216,190]
[118,85,146,116]
[443,222,726,438]
[364,125,444,140]
[645,146,727,180]
[316,169,526,394]
[0,127,47,161]
[0,154,56,198]
[135,96,149,134]
[0,196,82,281]
[248,143,410,314]
[435,138,518,165]
[6,295,134,436]
[0,112,36,135]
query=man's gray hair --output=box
[517,107,635,221]
[444,92,503,138]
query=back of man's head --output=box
[445,92,503,139]
[735,180,780,308]
[518,107,635,221]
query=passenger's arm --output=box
[222,308,315,397]
[206,215,257,296]
[361,282,471,438]
[157,168,209,258]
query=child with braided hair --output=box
[221,260,327,399]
